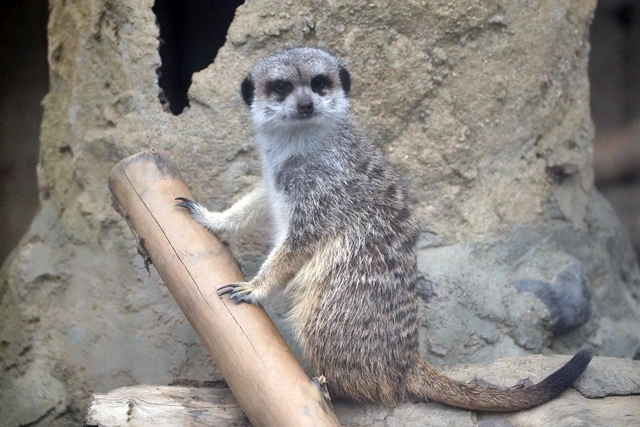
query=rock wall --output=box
[1,0,639,426]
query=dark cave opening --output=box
[152,0,245,115]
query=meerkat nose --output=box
[297,100,314,116]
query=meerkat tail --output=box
[406,350,592,412]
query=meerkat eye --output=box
[311,75,331,94]
[271,79,293,95]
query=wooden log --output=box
[85,386,249,427]
[108,149,341,427]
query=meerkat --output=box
[176,47,592,411]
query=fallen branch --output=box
[108,149,340,427]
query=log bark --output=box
[108,149,340,427]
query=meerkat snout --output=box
[296,94,314,116]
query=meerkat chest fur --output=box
[256,129,332,246]
[258,129,364,245]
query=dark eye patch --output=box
[310,74,332,95]
[267,79,294,100]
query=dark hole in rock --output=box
[152,0,244,115]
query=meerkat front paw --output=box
[217,282,262,304]
[175,197,226,233]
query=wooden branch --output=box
[108,149,340,427]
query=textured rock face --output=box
[1,0,639,425]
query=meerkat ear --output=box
[338,65,351,96]
[241,75,255,106]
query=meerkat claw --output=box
[217,284,237,296]
[217,283,255,304]
[230,294,252,304]
[174,197,197,213]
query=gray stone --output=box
[516,261,592,333]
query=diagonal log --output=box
[108,148,340,427]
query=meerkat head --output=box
[240,48,351,135]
